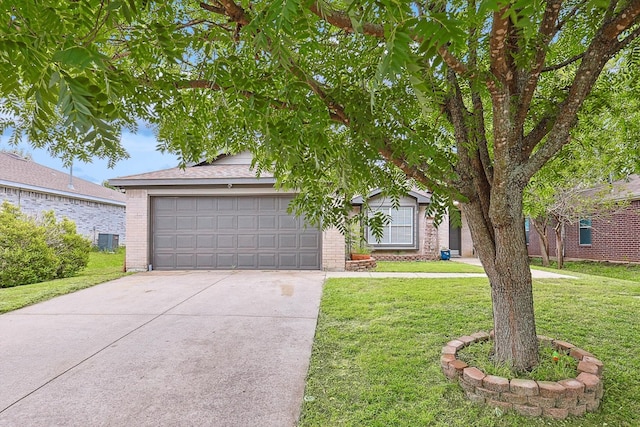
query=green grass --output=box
[530,258,640,282]
[374,260,485,273]
[299,274,640,426]
[0,249,129,314]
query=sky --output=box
[0,127,180,184]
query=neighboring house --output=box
[0,152,126,244]
[527,175,640,263]
[351,191,475,260]
[109,152,345,271]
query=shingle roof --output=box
[0,152,126,205]
[109,158,274,187]
[581,174,640,201]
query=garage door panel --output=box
[237,235,257,249]
[217,215,236,229]
[300,234,320,249]
[152,196,321,270]
[300,253,320,269]
[216,254,236,268]
[217,235,236,249]
[237,253,257,268]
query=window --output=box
[579,218,592,245]
[524,217,530,245]
[367,206,415,247]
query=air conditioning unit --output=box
[97,233,119,251]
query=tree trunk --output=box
[554,222,564,270]
[532,219,550,267]
[461,201,539,371]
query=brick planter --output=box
[345,258,377,271]
[441,332,603,420]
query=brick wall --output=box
[124,189,149,271]
[528,200,640,263]
[1,186,125,245]
[322,227,346,271]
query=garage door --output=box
[151,196,321,270]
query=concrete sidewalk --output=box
[0,271,325,427]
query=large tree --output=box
[2,1,640,370]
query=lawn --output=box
[299,274,640,426]
[530,258,640,283]
[0,249,129,314]
[375,260,485,273]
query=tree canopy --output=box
[3,0,640,369]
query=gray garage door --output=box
[151,196,321,270]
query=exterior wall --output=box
[460,212,474,257]
[527,200,640,263]
[1,185,125,245]
[322,227,346,271]
[124,189,150,271]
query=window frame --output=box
[578,218,592,246]
[366,205,417,249]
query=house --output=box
[0,152,126,244]
[351,191,474,260]
[527,175,640,263]
[109,152,345,271]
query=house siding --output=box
[528,200,640,263]
[1,185,126,245]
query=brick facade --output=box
[528,200,640,263]
[1,185,125,245]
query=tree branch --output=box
[541,51,585,72]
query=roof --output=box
[0,152,126,206]
[351,188,432,205]
[581,174,640,201]
[109,152,275,187]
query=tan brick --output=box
[510,378,538,396]
[458,335,475,345]
[482,375,510,393]
[449,359,468,375]
[441,345,457,355]
[487,399,512,412]
[446,339,466,350]
[570,347,594,360]
[569,404,587,417]
[443,365,457,381]
[440,354,455,369]
[459,379,476,393]
[582,356,604,376]
[501,392,528,405]
[558,379,585,398]
[556,396,578,409]
[553,340,575,352]
[543,407,569,420]
[463,367,486,387]
[537,381,566,398]
[537,335,554,347]
[577,360,600,376]
[528,395,556,408]
[586,399,601,412]
[578,391,597,406]
[465,391,485,404]
[470,331,490,342]
[475,387,499,399]
[576,372,600,392]
[514,404,542,417]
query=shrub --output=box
[0,202,92,287]
[0,203,59,287]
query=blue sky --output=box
[1,127,180,184]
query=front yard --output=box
[0,249,129,314]
[299,273,640,426]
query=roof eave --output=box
[109,177,277,188]
[0,179,126,206]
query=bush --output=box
[0,202,91,287]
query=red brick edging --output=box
[441,332,603,420]
[345,258,377,271]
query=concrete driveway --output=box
[0,271,325,427]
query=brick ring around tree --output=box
[441,332,603,420]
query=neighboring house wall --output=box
[460,213,474,257]
[527,200,640,263]
[1,185,126,245]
